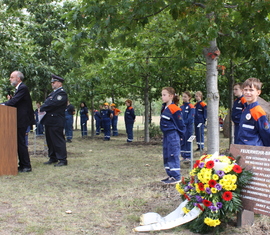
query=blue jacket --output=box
[125,106,135,124]
[101,108,113,120]
[237,101,270,146]
[80,107,88,121]
[180,102,195,126]
[194,101,207,124]
[94,110,101,120]
[160,103,186,138]
[232,95,247,124]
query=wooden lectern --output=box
[0,105,18,175]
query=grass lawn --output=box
[0,116,268,235]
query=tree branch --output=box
[193,2,206,8]
[132,5,170,21]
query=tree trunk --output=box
[90,96,95,138]
[204,39,220,154]
[228,60,234,145]
[144,76,150,142]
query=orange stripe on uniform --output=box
[168,104,181,114]
[201,102,207,107]
[240,97,247,105]
[114,108,121,115]
[189,103,195,108]
[250,106,266,121]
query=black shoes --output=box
[18,167,32,173]
[44,160,67,167]
[66,139,72,143]
[44,160,58,165]
[54,162,68,167]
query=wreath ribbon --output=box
[133,200,202,232]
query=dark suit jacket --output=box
[4,82,34,128]
[40,87,67,127]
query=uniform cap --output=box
[51,74,64,83]
[110,103,116,107]
[104,102,109,106]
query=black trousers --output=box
[45,126,67,163]
[17,127,31,168]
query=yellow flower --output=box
[211,187,217,194]
[212,174,219,180]
[231,174,237,183]
[223,165,233,173]
[175,183,185,195]
[219,179,226,187]
[217,156,231,164]
[182,207,190,214]
[190,169,196,176]
[204,217,221,227]
[231,184,237,190]
[204,217,211,224]
[214,219,221,226]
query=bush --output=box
[149,123,162,139]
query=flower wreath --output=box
[176,153,253,234]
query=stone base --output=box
[237,209,254,227]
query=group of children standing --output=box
[93,100,136,142]
[160,87,207,184]
[160,77,270,184]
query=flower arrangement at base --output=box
[176,153,253,234]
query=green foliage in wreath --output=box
[176,153,253,234]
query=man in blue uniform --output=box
[41,74,68,166]
[237,78,270,146]
[231,83,247,144]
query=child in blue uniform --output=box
[160,87,186,184]
[180,91,195,162]
[124,100,136,142]
[110,103,121,136]
[94,109,101,135]
[194,91,207,151]
[237,78,270,146]
[232,83,247,144]
[101,103,113,141]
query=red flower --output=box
[208,179,217,188]
[201,155,208,161]
[181,176,185,184]
[228,156,235,161]
[198,182,205,191]
[222,191,233,201]
[233,165,242,173]
[197,204,204,211]
[206,160,215,169]
[184,194,190,201]
[203,199,212,207]
[193,160,200,168]
[190,176,195,184]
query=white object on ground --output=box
[133,200,202,232]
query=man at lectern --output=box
[3,71,34,173]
